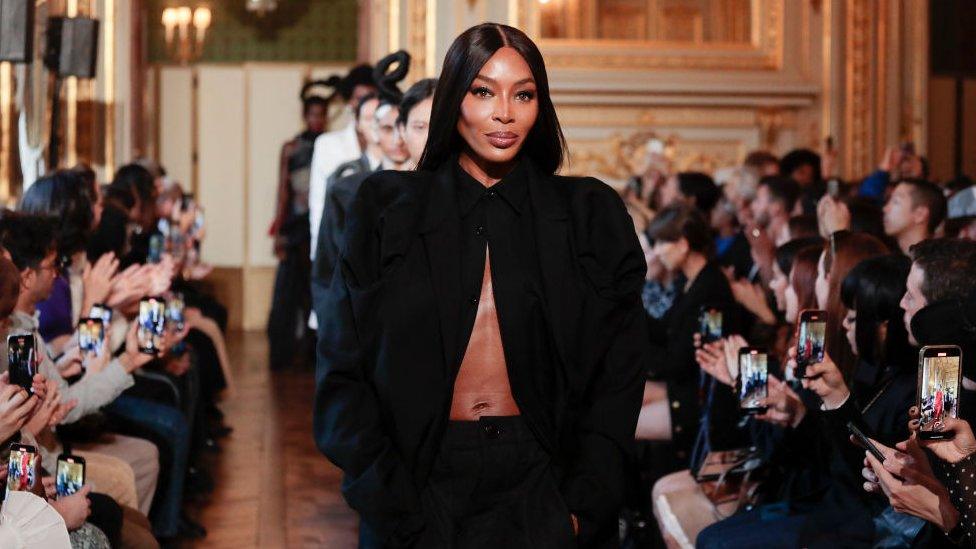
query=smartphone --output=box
[698,305,724,345]
[796,309,827,379]
[6,443,38,492]
[827,178,841,199]
[89,303,112,326]
[737,347,768,414]
[166,293,186,332]
[137,297,166,354]
[192,210,204,235]
[77,318,105,360]
[6,333,35,395]
[917,345,963,440]
[55,454,86,497]
[627,176,643,197]
[847,421,886,463]
[148,234,164,264]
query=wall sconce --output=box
[162,5,211,64]
[246,0,278,16]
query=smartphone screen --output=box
[148,234,164,264]
[738,348,768,413]
[7,444,38,492]
[827,179,840,199]
[796,310,827,378]
[6,334,35,395]
[698,306,723,345]
[55,455,86,497]
[918,346,962,439]
[78,318,105,360]
[89,303,112,326]
[166,294,186,331]
[137,298,166,354]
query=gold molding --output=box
[566,134,745,180]
[843,0,872,178]
[426,0,436,77]
[389,0,399,51]
[557,105,796,129]
[516,0,784,71]
[104,0,116,172]
[407,0,426,76]
[0,64,10,202]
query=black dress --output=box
[313,155,650,548]
[267,131,318,369]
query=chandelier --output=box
[246,0,278,16]
[161,6,212,64]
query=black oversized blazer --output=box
[313,157,650,548]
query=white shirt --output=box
[308,122,362,260]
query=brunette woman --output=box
[314,23,648,549]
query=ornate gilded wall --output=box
[365,0,929,185]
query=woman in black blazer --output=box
[314,23,649,549]
[637,204,739,461]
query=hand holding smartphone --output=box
[847,421,886,463]
[796,310,827,379]
[917,345,962,440]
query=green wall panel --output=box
[148,0,358,63]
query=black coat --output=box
[312,156,373,285]
[647,262,738,459]
[313,158,650,548]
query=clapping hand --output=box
[0,372,38,440]
[81,252,120,312]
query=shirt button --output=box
[475,226,486,236]
[487,190,497,198]
[469,297,479,305]
[671,400,680,410]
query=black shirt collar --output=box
[453,157,529,216]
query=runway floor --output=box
[186,331,358,548]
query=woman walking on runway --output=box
[314,23,650,548]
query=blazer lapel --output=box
[526,163,576,369]
[419,162,463,375]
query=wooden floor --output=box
[186,331,359,548]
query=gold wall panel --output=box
[517,0,783,71]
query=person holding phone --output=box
[315,24,648,547]
[638,204,740,456]
[695,255,919,547]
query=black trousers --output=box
[267,241,312,369]
[412,415,577,549]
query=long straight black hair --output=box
[840,254,914,373]
[418,23,566,175]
